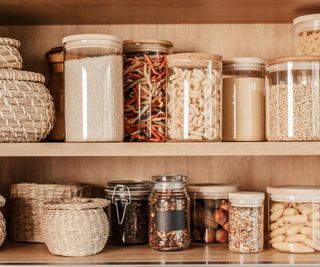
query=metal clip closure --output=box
[111,185,132,225]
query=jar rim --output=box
[293,14,320,33]
[123,39,173,47]
[167,53,223,62]
[266,56,320,66]
[229,191,265,200]
[152,174,187,183]
[267,185,320,196]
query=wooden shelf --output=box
[0,0,319,24]
[0,242,319,266]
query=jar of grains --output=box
[123,40,173,142]
[188,183,239,244]
[293,14,320,56]
[228,192,265,253]
[105,180,152,245]
[267,186,320,254]
[266,56,320,141]
[222,57,265,141]
[149,175,190,251]
[63,34,123,142]
[167,53,222,141]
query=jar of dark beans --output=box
[149,174,190,251]
[105,180,152,245]
[188,183,240,244]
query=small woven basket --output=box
[10,183,90,243]
[43,198,110,257]
[0,69,55,142]
[0,37,23,70]
[0,196,5,247]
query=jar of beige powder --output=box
[222,58,265,141]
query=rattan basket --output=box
[43,198,110,257]
[0,196,5,247]
[10,183,90,243]
[0,69,55,142]
[0,37,23,69]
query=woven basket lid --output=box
[44,198,110,210]
[0,37,21,48]
[0,69,45,84]
[0,196,5,207]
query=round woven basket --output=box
[43,198,110,257]
[0,196,5,247]
[0,37,23,69]
[10,183,90,243]
[0,69,55,142]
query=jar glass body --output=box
[223,62,265,141]
[63,34,123,142]
[167,54,222,141]
[123,41,173,142]
[266,59,320,141]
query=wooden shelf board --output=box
[0,242,319,266]
[0,0,320,24]
[0,142,319,157]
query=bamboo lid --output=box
[266,56,320,65]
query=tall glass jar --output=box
[222,57,265,141]
[45,47,65,141]
[228,192,265,253]
[167,53,222,141]
[123,40,173,142]
[266,56,320,141]
[63,34,123,142]
[105,180,152,245]
[267,186,320,254]
[149,175,190,251]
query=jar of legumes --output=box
[63,34,123,142]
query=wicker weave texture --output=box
[43,198,110,257]
[0,38,22,70]
[10,183,90,243]
[0,196,5,248]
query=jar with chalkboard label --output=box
[149,174,190,251]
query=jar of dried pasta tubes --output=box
[149,175,190,251]
[167,53,222,141]
[123,40,173,142]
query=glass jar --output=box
[222,57,265,141]
[228,192,265,253]
[167,53,222,141]
[149,175,190,251]
[293,14,320,56]
[188,183,239,244]
[105,180,152,245]
[267,186,320,254]
[63,34,123,142]
[123,40,173,142]
[45,47,65,141]
[266,56,320,141]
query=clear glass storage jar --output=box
[266,56,320,141]
[149,175,190,251]
[267,186,320,254]
[188,183,239,244]
[123,40,173,142]
[167,53,222,141]
[105,180,152,245]
[293,14,320,56]
[63,34,123,142]
[222,57,265,141]
[228,192,265,253]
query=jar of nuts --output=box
[188,183,239,244]
[105,180,152,245]
[149,175,190,251]
[267,186,320,253]
[228,191,265,253]
[166,53,222,141]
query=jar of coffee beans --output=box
[149,174,190,251]
[105,180,152,245]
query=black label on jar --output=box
[155,210,186,231]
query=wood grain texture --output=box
[0,0,320,24]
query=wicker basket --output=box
[0,69,55,142]
[0,37,23,70]
[10,183,90,243]
[43,198,110,257]
[0,196,5,247]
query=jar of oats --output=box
[266,56,320,141]
[228,191,265,253]
[293,14,320,56]
[166,53,222,141]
